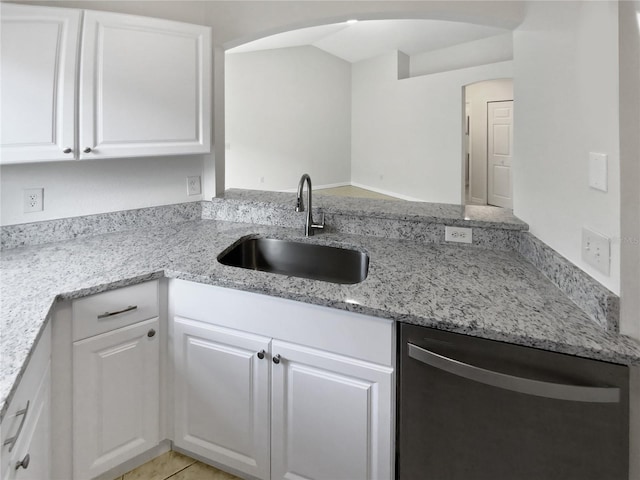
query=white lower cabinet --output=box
[169,280,395,480]
[71,281,161,480]
[15,279,393,479]
[1,324,51,480]
[73,318,160,479]
[173,318,271,479]
[271,340,394,480]
[6,368,51,480]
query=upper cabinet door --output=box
[0,4,80,164]
[79,11,212,159]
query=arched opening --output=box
[221,17,517,205]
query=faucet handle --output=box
[312,213,325,231]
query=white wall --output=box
[618,4,640,472]
[225,46,351,191]
[351,51,513,203]
[6,0,526,225]
[0,156,204,225]
[465,79,514,204]
[411,32,513,77]
[619,2,640,344]
[513,1,620,294]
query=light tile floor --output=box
[115,451,241,480]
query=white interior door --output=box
[487,100,514,208]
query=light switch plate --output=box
[582,227,610,276]
[588,152,608,192]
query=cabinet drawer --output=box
[72,281,159,341]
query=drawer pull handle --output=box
[147,329,156,338]
[257,350,265,359]
[272,354,281,364]
[97,305,138,319]
[15,453,30,470]
[3,401,29,452]
[408,343,620,403]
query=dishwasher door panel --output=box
[397,324,629,480]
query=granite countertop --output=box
[2,219,640,420]
[221,189,529,230]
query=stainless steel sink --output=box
[217,237,369,284]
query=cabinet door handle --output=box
[3,401,29,452]
[272,354,281,364]
[63,147,72,154]
[83,147,92,153]
[97,305,137,319]
[408,343,620,403]
[257,350,265,359]
[147,329,156,338]
[15,453,30,470]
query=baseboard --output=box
[279,181,351,193]
[350,182,425,202]
[93,440,172,480]
[172,445,257,480]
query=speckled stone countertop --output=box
[221,189,529,230]
[2,219,639,420]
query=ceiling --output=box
[227,19,511,64]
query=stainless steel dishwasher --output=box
[397,324,629,480]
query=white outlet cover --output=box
[581,227,610,276]
[588,152,608,192]
[187,176,201,196]
[23,188,44,213]
[445,226,473,244]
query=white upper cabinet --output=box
[0,3,80,164]
[79,11,211,159]
[0,4,211,164]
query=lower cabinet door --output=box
[4,366,51,480]
[270,340,394,480]
[172,317,271,480]
[73,318,160,480]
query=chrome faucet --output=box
[295,173,325,236]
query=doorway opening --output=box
[463,79,514,208]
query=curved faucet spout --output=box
[296,173,311,213]
[295,173,324,236]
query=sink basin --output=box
[218,237,369,284]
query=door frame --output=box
[463,79,514,206]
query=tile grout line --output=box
[162,460,198,480]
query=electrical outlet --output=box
[23,188,44,213]
[582,227,610,275]
[186,176,201,196]
[445,226,472,244]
